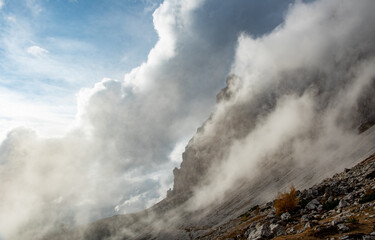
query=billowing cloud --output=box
[25,0,43,16]
[0,0,295,239]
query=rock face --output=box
[171,75,246,195]
[168,5,375,198]
[170,70,375,199]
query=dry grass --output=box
[274,185,299,215]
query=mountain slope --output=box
[203,152,375,240]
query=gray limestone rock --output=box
[337,223,350,233]
[247,223,271,240]
[301,214,309,222]
[270,224,285,237]
[306,199,320,210]
[281,212,291,221]
[338,199,349,209]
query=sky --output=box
[0,0,160,140]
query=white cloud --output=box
[0,0,4,10]
[25,0,42,16]
[26,45,48,56]
[143,0,161,13]
[169,139,188,163]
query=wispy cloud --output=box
[25,0,43,16]
[143,0,161,13]
[26,45,48,56]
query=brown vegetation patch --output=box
[274,185,299,215]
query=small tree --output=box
[274,185,299,215]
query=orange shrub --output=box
[274,185,299,215]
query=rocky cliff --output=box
[171,74,375,198]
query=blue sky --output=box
[0,0,161,140]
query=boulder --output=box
[266,211,275,219]
[337,224,350,233]
[301,215,309,222]
[317,204,323,212]
[247,223,271,240]
[306,199,320,210]
[281,212,291,221]
[338,199,349,209]
[270,224,285,237]
[304,222,311,229]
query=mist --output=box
[1,0,375,239]
[172,0,375,224]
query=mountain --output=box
[42,71,375,239]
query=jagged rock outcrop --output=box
[170,73,375,199]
